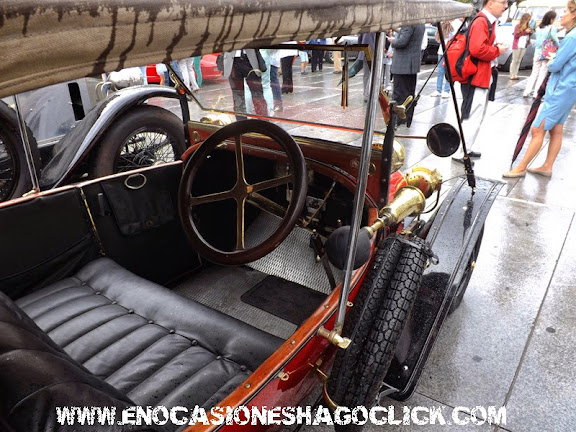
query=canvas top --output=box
[0,0,473,98]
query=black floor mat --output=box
[241,275,328,325]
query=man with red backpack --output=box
[451,0,508,164]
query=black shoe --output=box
[468,151,482,158]
[452,157,475,166]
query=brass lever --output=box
[393,95,414,119]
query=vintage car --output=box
[0,0,502,431]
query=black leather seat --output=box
[1,258,283,431]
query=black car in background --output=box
[422,24,441,64]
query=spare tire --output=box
[327,235,429,432]
[90,105,186,178]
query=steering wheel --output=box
[178,119,307,265]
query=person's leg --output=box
[299,51,309,74]
[506,123,547,174]
[193,56,202,87]
[318,50,324,71]
[537,123,563,171]
[311,51,318,72]
[533,60,549,97]
[229,60,248,114]
[269,65,283,111]
[435,54,444,94]
[405,74,418,126]
[383,63,392,90]
[281,56,294,93]
[246,72,268,116]
[523,55,540,96]
[453,86,488,158]
[510,49,522,79]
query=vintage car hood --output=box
[0,0,472,98]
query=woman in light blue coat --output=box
[504,0,576,178]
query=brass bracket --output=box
[277,371,290,381]
[317,326,351,349]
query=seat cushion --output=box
[0,290,156,432]
[16,258,283,409]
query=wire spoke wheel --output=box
[91,105,185,178]
[116,128,178,172]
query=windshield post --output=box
[334,32,386,332]
[12,95,40,194]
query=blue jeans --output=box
[436,54,450,92]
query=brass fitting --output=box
[317,326,351,349]
[364,186,426,238]
[405,167,442,198]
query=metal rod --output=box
[13,94,40,193]
[437,21,476,190]
[335,32,386,330]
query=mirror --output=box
[426,123,460,157]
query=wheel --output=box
[448,226,484,314]
[0,100,39,201]
[90,105,186,178]
[328,235,428,432]
[324,51,334,64]
[178,119,307,265]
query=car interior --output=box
[0,116,374,429]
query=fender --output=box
[384,176,503,400]
[39,85,178,189]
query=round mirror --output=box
[426,123,460,157]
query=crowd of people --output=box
[136,0,575,181]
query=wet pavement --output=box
[167,61,576,431]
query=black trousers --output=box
[228,55,268,116]
[311,51,324,71]
[281,56,295,94]
[392,74,417,125]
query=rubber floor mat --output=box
[241,275,328,325]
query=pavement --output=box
[165,61,576,431]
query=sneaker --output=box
[441,91,450,98]
[430,90,441,97]
[301,70,308,75]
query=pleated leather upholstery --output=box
[16,258,283,409]
[0,289,161,432]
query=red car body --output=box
[146,54,222,85]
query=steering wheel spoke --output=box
[235,197,246,250]
[234,135,247,185]
[189,189,235,207]
[251,173,293,193]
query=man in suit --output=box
[390,24,425,127]
[223,49,268,116]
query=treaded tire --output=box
[328,237,404,404]
[329,235,428,432]
[90,105,185,178]
[448,226,484,314]
[0,100,39,201]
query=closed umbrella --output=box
[511,74,549,166]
